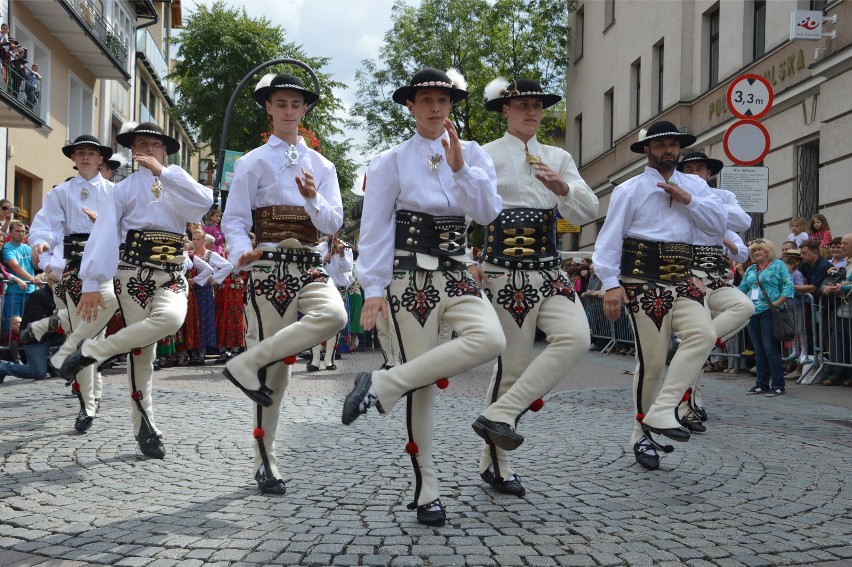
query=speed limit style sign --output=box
[726,74,774,119]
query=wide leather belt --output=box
[63,233,89,265]
[692,244,728,276]
[621,237,692,283]
[395,210,466,256]
[392,255,466,272]
[254,205,317,244]
[257,248,321,267]
[121,229,184,272]
[483,208,559,270]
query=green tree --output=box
[347,0,571,152]
[169,1,357,208]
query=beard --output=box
[647,150,679,173]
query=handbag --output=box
[756,277,795,342]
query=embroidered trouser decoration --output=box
[623,278,715,446]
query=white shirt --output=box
[29,173,113,275]
[80,164,213,293]
[221,135,343,263]
[483,132,599,230]
[318,239,354,288]
[198,249,233,285]
[592,166,727,290]
[358,131,502,299]
[183,252,214,285]
[725,230,749,263]
[692,183,752,246]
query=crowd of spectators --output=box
[1,22,42,110]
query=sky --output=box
[179,0,413,187]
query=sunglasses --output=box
[1,206,11,211]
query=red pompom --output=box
[71,381,80,393]
[529,398,544,412]
[635,413,645,423]
[253,427,264,440]
[132,348,142,356]
[681,387,692,403]
[131,390,143,401]
[715,337,726,349]
[405,442,419,456]
[435,377,449,389]
[283,355,297,365]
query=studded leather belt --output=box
[392,254,466,272]
[395,210,466,256]
[253,205,318,244]
[692,244,728,276]
[482,208,559,270]
[121,229,184,272]
[63,233,89,266]
[621,237,692,283]
[256,248,321,267]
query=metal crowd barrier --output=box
[582,294,634,354]
[803,292,852,384]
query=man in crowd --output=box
[221,73,347,496]
[592,121,727,471]
[474,77,598,497]
[798,240,833,297]
[59,122,213,460]
[3,220,41,328]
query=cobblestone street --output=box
[2,349,852,566]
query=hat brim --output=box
[116,130,181,155]
[254,85,320,109]
[392,85,468,105]
[630,132,697,154]
[676,157,724,175]
[62,142,113,160]
[485,93,562,112]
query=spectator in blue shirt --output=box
[2,220,41,332]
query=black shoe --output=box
[416,499,446,527]
[255,467,286,495]
[47,312,61,333]
[136,434,166,459]
[59,341,96,382]
[633,437,660,470]
[693,406,708,422]
[472,415,524,451]
[19,324,36,344]
[642,424,690,442]
[306,364,321,372]
[480,469,526,497]
[74,409,93,433]
[0,375,5,384]
[298,350,312,360]
[324,364,337,371]
[222,368,273,407]
[683,416,706,434]
[214,352,231,364]
[342,371,379,425]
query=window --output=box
[13,171,34,223]
[604,0,615,29]
[630,59,641,128]
[708,8,720,89]
[595,218,605,237]
[68,73,94,141]
[753,0,766,60]
[574,6,584,61]
[654,41,664,114]
[810,0,827,12]
[574,113,583,166]
[604,88,614,149]
[570,232,580,251]
[744,213,764,244]
[796,140,820,221]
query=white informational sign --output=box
[723,120,771,166]
[726,74,773,119]
[719,166,769,214]
[790,10,823,41]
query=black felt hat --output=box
[676,151,724,175]
[254,73,320,108]
[484,78,562,112]
[62,135,113,159]
[630,120,696,153]
[392,68,468,105]
[116,122,180,155]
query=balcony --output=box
[0,60,45,127]
[136,29,175,104]
[26,0,131,81]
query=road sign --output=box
[723,120,771,166]
[726,74,774,119]
[719,166,769,214]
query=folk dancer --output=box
[475,78,599,496]
[308,235,354,371]
[28,135,118,433]
[592,121,727,470]
[221,73,347,495]
[342,68,505,526]
[676,151,753,427]
[59,121,213,459]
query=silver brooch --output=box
[285,144,302,168]
[427,154,444,171]
[79,186,89,202]
[151,178,163,202]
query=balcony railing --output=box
[136,29,168,90]
[61,0,129,65]
[0,59,42,121]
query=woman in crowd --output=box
[739,239,795,397]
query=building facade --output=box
[566,0,850,250]
[0,0,198,224]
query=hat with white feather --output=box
[392,67,469,105]
[483,77,562,112]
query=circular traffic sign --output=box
[723,120,771,166]
[726,74,774,119]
